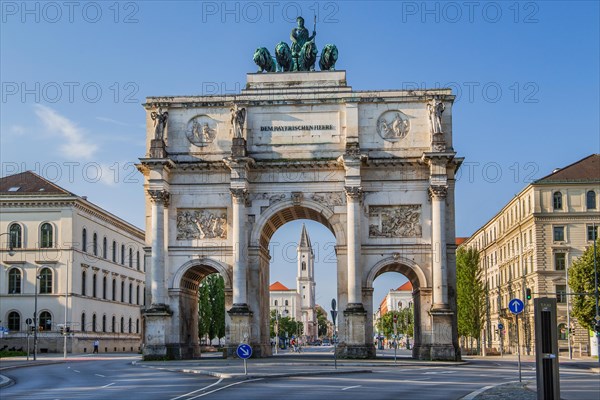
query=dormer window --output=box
[8,186,20,192]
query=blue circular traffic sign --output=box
[236,343,252,359]
[498,323,504,330]
[509,298,524,315]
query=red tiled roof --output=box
[269,281,291,291]
[535,154,599,183]
[0,171,73,195]
[455,237,468,246]
[396,281,413,291]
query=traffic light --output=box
[526,288,532,301]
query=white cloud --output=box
[9,125,26,135]
[34,105,98,160]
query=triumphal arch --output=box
[138,35,462,361]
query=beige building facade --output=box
[0,172,146,354]
[459,154,599,356]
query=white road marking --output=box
[73,370,80,373]
[101,383,115,388]
[169,378,224,400]
[341,385,362,391]
[95,374,106,377]
[188,378,264,399]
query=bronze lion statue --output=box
[275,41,293,72]
[253,47,276,73]
[297,40,318,71]
[319,44,338,71]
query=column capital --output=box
[344,186,363,200]
[230,188,249,205]
[148,189,170,206]
[428,185,448,200]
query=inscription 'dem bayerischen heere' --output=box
[260,124,335,132]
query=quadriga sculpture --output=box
[275,41,293,72]
[253,47,276,73]
[319,44,338,71]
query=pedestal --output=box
[226,305,254,357]
[142,305,173,360]
[429,308,460,361]
[149,139,167,158]
[336,304,376,359]
[232,137,247,157]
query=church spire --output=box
[299,223,312,248]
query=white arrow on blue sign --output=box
[236,343,252,359]
[509,298,524,315]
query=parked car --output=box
[322,339,331,346]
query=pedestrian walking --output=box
[93,339,99,354]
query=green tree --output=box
[376,308,414,340]
[568,239,600,332]
[316,307,328,337]
[456,247,485,353]
[198,278,212,344]
[270,310,301,339]
[198,273,225,345]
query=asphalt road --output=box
[0,353,598,400]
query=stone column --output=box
[345,186,363,307]
[230,188,249,310]
[148,189,169,306]
[429,185,449,309]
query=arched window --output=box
[112,279,117,301]
[92,274,97,298]
[553,191,563,210]
[136,318,140,334]
[92,314,97,332]
[39,311,52,331]
[121,244,125,265]
[103,237,107,259]
[102,315,107,332]
[103,276,107,299]
[285,300,289,306]
[302,261,306,271]
[40,223,53,248]
[8,311,20,331]
[8,268,21,294]
[111,316,116,333]
[120,317,124,333]
[9,223,22,248]
[129,248,133,268]
[587,190,597,210]
[121,281,125,302]
[136,285,140,305]
[129,283,133,304]
[81,270,87,296]
[128,318,132,333]
[81,312,86,332]
[136,251,140,270]
[93,233,98,256]
[112,241,117,262]
[82,228,87,252]
[39,268,52,294]
[274,300,278,306]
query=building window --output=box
[103,237,107,259]
[39,311,52,331]
[136,285,140,305]
[136,251,140,270]
[112,316,116,333]
[121,281,125,302]
[81,313,86,332]
[8,311,20,331]
[129,283,133,304]
[40,223,53,248]
[82,228,87,252]
[553,191,562,210]
[102,315,107,332]
[39,268,52,294]
[274,300,278,306]
[587,190,597,210]
[302,261,306,271]
[93,233,98,256]
[112,279,117,301]
[112,241,117,262]
[81,271,87,296]
[285,300,289,306]
[136,318,140,334]
[555,253,566,271]
[128,318,132,333]
[8,268,21,294]
[128,248,132,268]
[102,276,107,299]
[92,314,97,332]
[556,285,567,303]
[121,244,125,265]
[120,317,125,333]
[588,225,599,241]
[558,323,568,340]
[9,223,22,248]
[92,274,97,298]
[553,226,565,242]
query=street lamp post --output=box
[593,223,599,369]
[33,268,40,361]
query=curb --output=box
[458,380,534,400]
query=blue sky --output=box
[2,1,599,309]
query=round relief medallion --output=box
[186,115,217,147]
[376,110,410,142]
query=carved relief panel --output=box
[176,209,227,239]
[368,205,422,238]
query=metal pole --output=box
[64,260,69,359]
[275,308,279,355]
[516,314,521,382]
[566,261,572,359]
[333,322,337,370]
[593,223,599,369]
[33,269,39,361]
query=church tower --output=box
[297,224,317,341]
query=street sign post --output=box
[236,343,252,375]
[331,299,337,369]
[510,298,524,382]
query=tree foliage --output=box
[456,247,485,341]
[316,307,329,337]
[269,310,302,338]
[376,308,414,338]
[198,273,226,344]
[568,239,600,332]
